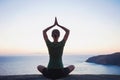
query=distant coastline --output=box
[86,52,120,66]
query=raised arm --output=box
[55,17,70,41]
[43,17,70,41]
[43,24,55,41]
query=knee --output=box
[68,65,75,71]
[37,65,46,72]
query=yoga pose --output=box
[37,17,75,79]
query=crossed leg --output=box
[37,65,75,73]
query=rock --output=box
[86,52,120,66]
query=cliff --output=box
[86,52,120,66]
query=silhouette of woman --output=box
[37,17,75,79]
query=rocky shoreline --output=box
[86,52,120,66]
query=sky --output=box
[0,0,120,55]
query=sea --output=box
[0,54,120,75]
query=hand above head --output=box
[54,17,63,27]
[54,17,70,41]
[54,17,59,26]
[43,17,70,41]
[43,17,58,31]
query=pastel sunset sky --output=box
[0,0,120,55]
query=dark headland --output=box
[86,52,120,66]
[0,74,120,80]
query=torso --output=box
[46,40,65,69]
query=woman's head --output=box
[52,29,60,38]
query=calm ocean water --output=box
[0,55,120,75]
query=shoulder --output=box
[45,39,52,44]
[60,39,66,44]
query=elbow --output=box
[43,30,46,35]
[67,29,70,34]
[43,29,47,33]
[68,29,70,32]
[65,29,70,35]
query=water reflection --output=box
[74,62,120,74]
